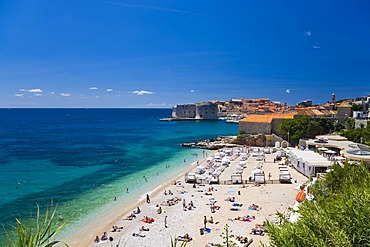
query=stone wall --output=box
[172,104,196,118]
[337,106,352,123]
[195,103,219,120]
[271,118,286,135]
[238,121,271,134]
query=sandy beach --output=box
[65,148,308,247]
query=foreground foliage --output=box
[265,162,370,247]
[5,205,67,247]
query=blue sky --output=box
[0,0,369,108]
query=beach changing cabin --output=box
[185,173,197,183]
[231,173,243,184]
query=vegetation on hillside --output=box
[278,116,334,145]
[265,161,370,247]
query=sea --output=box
[0,108,237,242]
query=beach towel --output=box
[296,189,306,202]
[141,218,154,223]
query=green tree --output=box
[351,103,364,111]
[344,116,355,130]
[334,122,345,132]
[278,116,334,145]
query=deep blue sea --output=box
[0,108,237,240]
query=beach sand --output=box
[65,148,308,247]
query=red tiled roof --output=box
[240,113,297,123]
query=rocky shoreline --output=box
[181,135,240,149]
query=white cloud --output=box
[89,87,98,90]
[145,103,168,107]
[304,31,311,36]
[19,88,43,93]
[34,93,42,96]
[95,96,100,98]
[106,88,113,92]
[286,89,291,94]
[50,92,55,95]
[109,2,203,16]
[190,89,196,93]
[29,89,43,93]
[15,93,24,97]
[313,45,321,49]
[60,93,71,97]
[132,90,154,95]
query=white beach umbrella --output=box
[252,168,263,174]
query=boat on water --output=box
[225,114,243,123]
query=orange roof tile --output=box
[240,113,296,123]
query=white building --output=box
[286,149,331,177]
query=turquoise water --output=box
[0,108,237,240]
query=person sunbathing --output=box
[225,197,235,202]
[111,225,123,232]
[249,204,260,210]
[250,224,265,235]
[124,212,136,220]
[177,233,192,242]
[132,232,146,237]
[234,215,255,221]
[139,226,149,231]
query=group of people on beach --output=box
[124,207,141,220]
[94,232,113,243]
[182,199,196,210]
